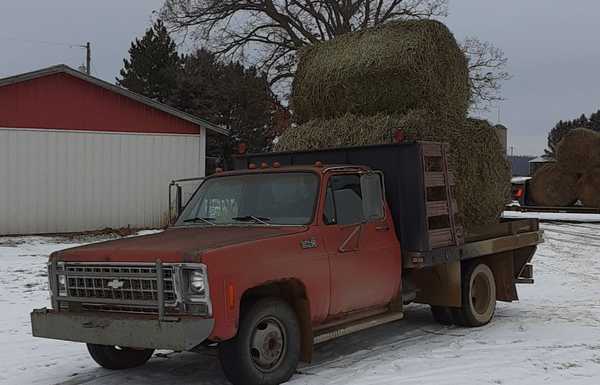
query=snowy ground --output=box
[502,211,600,223]
[1,223,599,385]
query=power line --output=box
[0,35,85,48]
[1,35,92,75]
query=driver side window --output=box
[323,175,364,225]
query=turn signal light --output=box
[248,163,257,169]
[260,162,269,169]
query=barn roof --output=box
[0,64,228,135]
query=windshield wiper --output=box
[183,217,217,226]
[232,215,272,226]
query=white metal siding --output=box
[0,127,205,235]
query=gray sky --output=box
[2,0,599,156]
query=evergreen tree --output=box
[117,19,180,103]
[589,111,600,131]
[169,49,281,168]
[547,111,600,156]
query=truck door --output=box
[321,173,401,316]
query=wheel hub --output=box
[250,317,286,372]
[471,273,491,315]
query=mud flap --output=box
[411,260,461,307]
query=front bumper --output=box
[31,308,214,351]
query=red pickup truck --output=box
[32,142,542,385]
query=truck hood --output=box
[52,226,307,263]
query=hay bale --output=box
[576,167,600,207]
[556,128,600,174]
[529,163,579,207]
[275,111,511,229]
[291,20,470,123]
[274,113,405,150]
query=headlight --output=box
[190,270,206,295]
[182,265,211,315]
[55,261,67,297]
[58,274,67,297]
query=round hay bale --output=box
[529,163,579,207]
[576,167,600,207]
[291,20,470,123]
[555,128,600,173]
[275,111,510,229]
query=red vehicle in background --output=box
[32,142,542,385]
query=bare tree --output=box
[162,1,509,108]
[461,37,510,111]
[162,1,447,81]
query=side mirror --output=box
[360,172,385,221]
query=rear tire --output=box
[218,298,301,385]
[430,305,453,325]
[453,262,497,327]
[86,344,154,370]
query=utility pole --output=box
[85,42,91,75]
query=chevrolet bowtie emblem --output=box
[107,279,125,289]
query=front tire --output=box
[452,262,497,327]
[218,298,301,385]
[86,344,154,370]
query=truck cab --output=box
[32,142,542,385]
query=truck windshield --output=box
[175,172,319,226]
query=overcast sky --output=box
[1,1,599,156]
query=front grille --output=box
[59,263,177,309]
[81,303,168,315]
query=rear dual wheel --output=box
[431,262,496,327]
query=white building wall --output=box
[0,127,205,235]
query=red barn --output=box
[0,65,227,235]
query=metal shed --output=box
[0,65,227,235]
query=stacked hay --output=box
[292,20,470,123]
[577,167,600,207]
[276,111,511,228]
[556,128,600,173]
[274,113,406,151]
[279,19,510,228]
[529,164,579,207]
[530,128,600,207]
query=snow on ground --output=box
[1,224,600,385]
[503,210,600,223]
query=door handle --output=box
[376,225,390,232]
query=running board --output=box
[313,311,404,344]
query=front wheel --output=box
[86,344,154,370]
[218,298,301,385]
[452,262,497,327]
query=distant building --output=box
[0,65,227,235]
[508,155,536,176]
[529,156,556,176]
